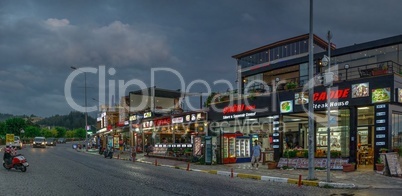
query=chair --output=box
[358,68,372,78]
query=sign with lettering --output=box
[143,112,152,118]
[172,117,183,124]
[154,117,171,127]
[313,88,350,102]
[222,104,256,114]
[384,153,402,177]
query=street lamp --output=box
[71,66,88,150]
[344,64,349,80]
[322,31,333,183]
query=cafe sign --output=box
[154,117,171,126]
[313,88,350,102]
[223,104,256,114]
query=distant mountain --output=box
[36,111,96,130]
[0,113,38,122]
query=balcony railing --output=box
[210,60,402,104]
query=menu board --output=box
[352,82,369,98]
[382,152,402,176]
[372,88,391,103]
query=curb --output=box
[80,150,357,189]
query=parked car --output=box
[33,137,46,148]
[46,138,57,146]
[57,138,66,144]
[11,136,23,149]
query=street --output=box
[1,144,401,196]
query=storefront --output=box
[208,97,277,164]
[208,74,402,169]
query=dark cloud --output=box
[0,0,401,117]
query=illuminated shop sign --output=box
[280,100,293,113]
[143,112,152,118]
[129,115,137,121]
[222,104,256,114]
[222,112,256,120]
[398,88,402,103]
[154,118,171,126]
[313,88,350,101]
[174,113,206,123]
[351,83,369,98]
[142,121,153,128]
[372,88,390,103]
[172,117,183,123]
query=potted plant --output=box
[380,148,388,153]
[267,161,278,169]
[330,150,342,158]
[372,64,388,75]
[375,158,385,171]
[285,81,297,90]
[342,162,355,172]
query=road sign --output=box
[6,134,15,144]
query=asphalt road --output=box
[1,144,402,196]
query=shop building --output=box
[129,87,208,160]
[209,34,402,169]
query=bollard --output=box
[231,168,234,178]
[155,159,158,166]
[298,175,302,187]
[187,163,190,171]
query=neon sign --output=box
[313,88,350,101]
[222,104,256,114]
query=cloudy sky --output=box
[0,0,401,118]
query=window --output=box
[392,113,402,148]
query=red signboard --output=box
[313,88,350,101]
[223,104,256,114]
[154,117,171,127]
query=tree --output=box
[24,126,41,138]
[55,127,67,138]
[5,118,26,135]
[66,130,75,138]
[74,128,86,139]
[42,128,57,138]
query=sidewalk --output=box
[81,149,402,189]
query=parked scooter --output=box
[103,146,113,159]
[3,146,29,172]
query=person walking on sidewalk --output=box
[251,140,261,169]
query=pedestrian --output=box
[251,140,261,169]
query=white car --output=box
[11,136,23,149]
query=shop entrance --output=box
[357,126,374,169]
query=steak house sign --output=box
[222,104,256,120]
[312,88,350,109]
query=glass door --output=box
[357,126,374,166]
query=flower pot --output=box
[376,163,385,171]
[267,162,278,169]
[342,164,355,172]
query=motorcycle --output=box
[3,154,29,172]
[103,147,113,159]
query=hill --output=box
[36,111,96,130]
[0,112,96,130]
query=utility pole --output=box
[307,0,315,180]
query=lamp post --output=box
[71,66,88,150]
[344,64,349,80]
[321,31,333,183]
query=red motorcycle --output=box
[3,147,29,172]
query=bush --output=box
[284,150,297,158]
